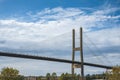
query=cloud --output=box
[0,57,71,76]
[27,7,84,21]
[92,7,120,15]
[0,7,119,41]
[0,7,120,75]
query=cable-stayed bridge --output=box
[0,27,119,79]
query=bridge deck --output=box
[0,52,112,69]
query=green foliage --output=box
[86,74,92,80]
[58,73,80,80]
[51,72,57,80]
[106,66,120,80]
[36,76,42,80]
[16,75,24,80]
[0,67,24,80]
[46,73,51,80]
[85,73,106,80]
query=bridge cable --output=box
[83,32,112,65]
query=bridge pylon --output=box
[71,28,84,80]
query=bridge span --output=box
[0,51,112,69]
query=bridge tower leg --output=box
[72,29,75,75]
[80,28,84,80]
[71,27,84,80]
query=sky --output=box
[0,0,120,76]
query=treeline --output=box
[0,66,120,80]
[45,73,80,80]
[44,73,105,80]
[86,73,106,80]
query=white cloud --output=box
[93,7,120,15]
[83,27,120,48]
[28,7,84,21]
[0,57,71,76]
[0,7,119,42]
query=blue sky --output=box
[0,0,120,76]
[0,0,119,19]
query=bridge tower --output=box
[72,27,84,80]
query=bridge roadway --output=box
[0,52,112,69]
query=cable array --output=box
[83,32,112,65]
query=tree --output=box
[106,66,120,80]
[86,74,92,80]
[59,73,65,80]
[15,75,24,80]
[37,76,42,80]
[0,67,24,80]
[46,73,51,80]
[51,72,57,80]
[59,73,79,80]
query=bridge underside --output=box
[0,52,112,69]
